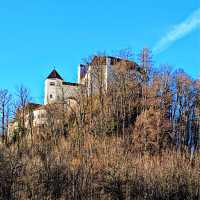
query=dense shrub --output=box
[0,135,200,200]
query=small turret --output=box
[44,69,63,105]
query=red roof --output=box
[47,69,63,80]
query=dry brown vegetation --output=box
[0,135,200,200]
[1,49,200,199]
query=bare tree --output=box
[0,89,12,142]
[114,47,134,60]
[15,85,30,137]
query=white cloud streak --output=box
[153,8,200,54]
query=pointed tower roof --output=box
[47,69,63,80]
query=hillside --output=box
[1,50,200,199]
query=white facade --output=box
[79,56,137,94]
[33,108,47,126]
[44,71,79,105]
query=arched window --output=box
[50,94,53,99]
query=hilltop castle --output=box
[44,56,138,105]
[8,56,139,137]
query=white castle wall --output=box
[33,109,47,126]
[79,57,122,94]
[44,78,79,105]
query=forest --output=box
[0,48,200,200]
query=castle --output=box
[44,56,138,105]
[8,56,139,137]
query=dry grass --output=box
[0,133,200,200]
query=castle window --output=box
[50,94,53,99]
[50,82,55,86]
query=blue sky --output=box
[0,0,199,103]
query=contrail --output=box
[153,8,200,54]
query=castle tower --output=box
[44,69,64,105]
[77,64,88,84]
